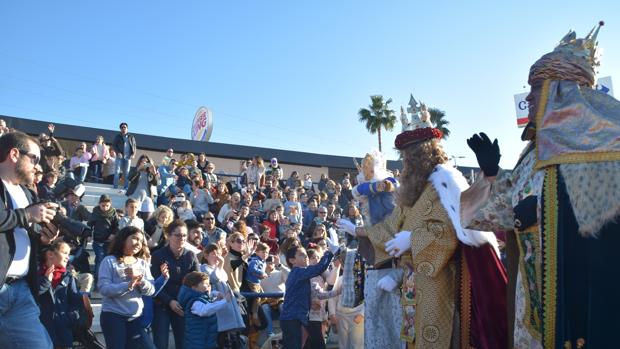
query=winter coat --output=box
[178,286,219,349]
[38,270,83,347]
[112,133,136,158]
[126,168,158,198]
[88,205,119,243]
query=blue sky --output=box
[1,1,618,168]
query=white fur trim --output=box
[429,164,500,254]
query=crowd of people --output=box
[2,20,620,349]
[0,119,374,349]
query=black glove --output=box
[466,132,501,177]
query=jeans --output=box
[261,303,281,335]
[114,157,131,189]
[100,311,144,349]
[91,160,104,182]
[136,326,158,349]
[0,279,53,348]
[152,304,184,349]
[68,165,88,183]
[281,319,303,349]
[92,241,108,279]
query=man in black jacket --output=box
[0,131,62,348]
[112,122,137,191]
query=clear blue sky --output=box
[1,1,618,168]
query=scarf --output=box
[39,264,67,288]
[93,205,117,220]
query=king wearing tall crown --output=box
[351,101,508,349]
[462,21,620,348]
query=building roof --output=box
[1,114,404,170]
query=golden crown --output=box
[555,21,604,69]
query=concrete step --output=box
[83,182,116,189]
[82,192,127,209]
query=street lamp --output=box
[449,155,465,167]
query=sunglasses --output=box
[234,239,246,244]
[18,149,40,165]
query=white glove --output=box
[385,230,412,257]
[336,219,356,237]
[377,275,398,292]
[326,236,340,254]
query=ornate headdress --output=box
[395,98,442,150]
[529,21,604,87]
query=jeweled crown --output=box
[555,20,604,69]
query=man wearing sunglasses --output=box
[112,122,137,191]
[201,213,225,247]
[0,131,63,348]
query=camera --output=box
[52,213,92,242]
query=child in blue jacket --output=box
[280,243,337,349]
[178,271,230,349]
[38,241,84,348]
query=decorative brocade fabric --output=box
[369,184,459,348]
[536,81,620,169]
[461,146,545,349]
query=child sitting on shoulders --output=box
[178,271,231,349]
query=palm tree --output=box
[358,95,397,152]
[428,107,451,139]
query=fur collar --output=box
[429,164,499,254]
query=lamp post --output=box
[449,155,465,167]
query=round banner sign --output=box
[191,106,213,142]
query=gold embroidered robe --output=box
[366,183,459,348]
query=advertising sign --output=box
[191,106,213,142]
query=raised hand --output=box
[335,219,356,237]
[160,263,170,279]
[45,265,55,281]
[466,133,501,177]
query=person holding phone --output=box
[126,155,159,221]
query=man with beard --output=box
[0,131,62,348]
[345,105,507,348]
[463,22,620,348]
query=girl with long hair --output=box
[98,226,155,349]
